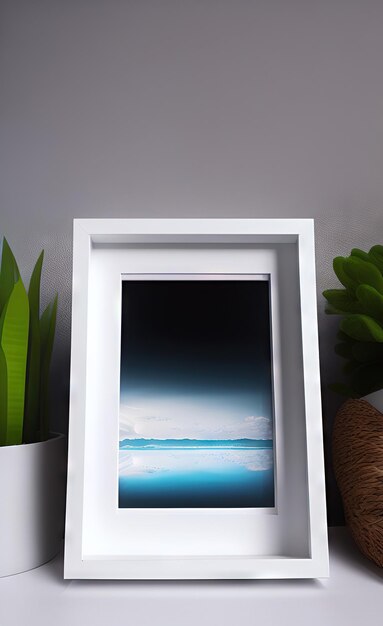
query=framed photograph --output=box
[64,218,329,579]
[119,275,275,510]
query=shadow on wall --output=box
[50,345,71,437]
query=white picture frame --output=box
[64,218,329,579]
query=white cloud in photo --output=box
[119,400,273,441]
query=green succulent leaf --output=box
[325,304,342,315]
[333,257,358,294]
[23,251,44,443]
[340,314,383,342]
[0,279,29,446]
[351,341,383,363]
[351,248,371,263]
[342,256,383,295]
[39,294,57,441]
[336,338,383,363]
[356,284,383,324]
[368,245,383,274]
[323,289,363,313]
[336,329,355,343]
[0,238,20,315]
[328,245,383,397]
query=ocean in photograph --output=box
[119,439,274,508]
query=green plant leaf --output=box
[39,294,57,441]
[368,245,383,274]
[340,314,383,342]
[23,251,44,443]
[0,238,20,315]
[336,339,383,363]
[323,289,363,313]
[343,256,383,295]
[333,257,358,294]
[0,346,7,445]
[325,304,342,315]
[351,248,371,263]
[0,279,29,445]
[356,284,383,324]
[336,329,355,343]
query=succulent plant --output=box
[0,238,57,445]
[323,245,383,398]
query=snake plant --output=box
[323,245,383,398]
[0,238,57,445]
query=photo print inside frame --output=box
[118,277,275,509]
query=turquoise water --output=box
[119,441,274,508]
[120,438,273,450]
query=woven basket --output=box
[333,398,383,567]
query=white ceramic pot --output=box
[0,433,66,577]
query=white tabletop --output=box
[1,528,382,626]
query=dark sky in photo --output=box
[119,280,273,440]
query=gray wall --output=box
[1,0,383,524]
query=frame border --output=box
[64,219,329,579]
